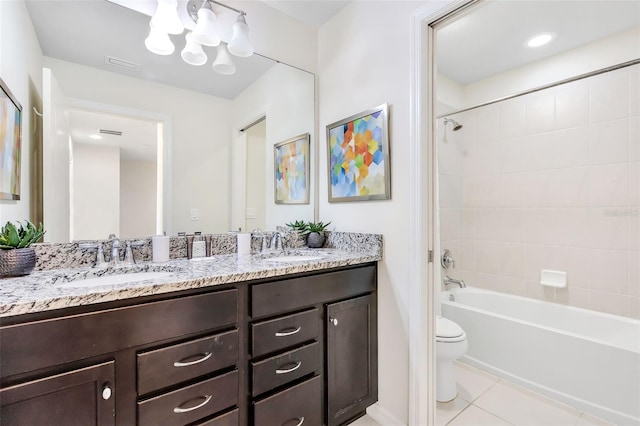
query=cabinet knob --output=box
[330,318,338,326]
[101,384,112,400]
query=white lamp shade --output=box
[192,4,221,47]
[228,15,253,57]
[150,0,184,35]
[212,44,236,75]
[181,32,208,66]
[145,25,175,55]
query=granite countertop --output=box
[0,248,381,318]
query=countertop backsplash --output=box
[32,231,382,271]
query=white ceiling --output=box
[69,109,158,162]
[436,0,640,85]
[261,0,349,27]
[25,0,277,100]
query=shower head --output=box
[444,118,463,131]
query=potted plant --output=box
[285,220,308,233]
[303,221,331,248]
[0,221,45,277]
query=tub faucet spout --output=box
[444,275,466,288]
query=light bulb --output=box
[145,25,175,55]
[181,32,208,66]
[228,14,253,57]
[192,1,221,47]
[150,0,184,35]
[212,44,236,75]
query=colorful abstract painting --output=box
[274,133,310,204]
[0,78,22,201]
[327,104,390,202]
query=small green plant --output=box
[0,221,45,249]
[286,220,308,233]
[303,221,331,236]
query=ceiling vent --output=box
[99,129,124,136]
[104,55,139,71]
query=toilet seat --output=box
[436,316,466,343]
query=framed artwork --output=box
[326,103,390,202]
[274,133,310,204]
[0,77,23,200]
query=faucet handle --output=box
[123,241,135,266]
[441,249,455,269]
[79,243,108,268]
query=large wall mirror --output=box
[26,0,315,242]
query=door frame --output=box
[407,1,475,425]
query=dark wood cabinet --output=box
[326,294,378,426]
[0,361,115,426]
[0,263,377,426]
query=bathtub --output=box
[441,287,640,425]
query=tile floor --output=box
[350,362,614,426]
[436,362,613,426]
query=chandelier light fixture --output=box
[144,0,254,75]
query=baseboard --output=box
[367,403,406,426]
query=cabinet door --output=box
[326,294,378,426]
[0,361,115,426]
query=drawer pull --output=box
[173,394,212,413]
[276,361,302,375]
[173,352,212,367]
[284,416,305,426]
[275,326,302,337]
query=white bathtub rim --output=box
[442,287,640,353]
[459,356,640,426]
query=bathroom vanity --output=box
[0,248,379,426]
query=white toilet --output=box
[436,315,468,402]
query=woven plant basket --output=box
[0,247,36,277]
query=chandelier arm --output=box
[207,0,246,16]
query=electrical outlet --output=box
[190,208,199,221]
[192,241,206,258]
[246,208,256,219]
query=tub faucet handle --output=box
[441,249,455,269]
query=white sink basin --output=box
[54,271,176,288]
[264,255,325,263]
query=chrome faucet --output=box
[109,234,121,266]
[444,275,466,288]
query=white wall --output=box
[120,159,157,239]
[43,57,232,235]
[0,0,43,224]
[72,143,120,240]
[318,2,424,423]
[245,120,267,231]
[232,64,315,230]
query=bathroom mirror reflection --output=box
[25,0,315,242]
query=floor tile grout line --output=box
[470,402,517,426]
[444,401,472,426]
[466,376,500,404]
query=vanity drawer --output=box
[138,330,238,395]
[252,342,319,397]
[251,265,375,318]
[252,308,318,357]
[1,289,238,379]
[253,375,321,426]
[138,370,238,426]
[195,408,238,426]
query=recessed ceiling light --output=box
[525,32,556,48]
[89,134,102,140]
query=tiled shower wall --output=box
[439,63,639,319]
